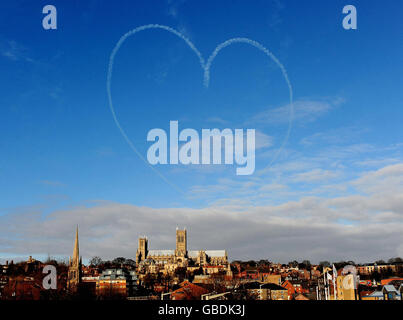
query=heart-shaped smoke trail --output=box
[107,24,293,195]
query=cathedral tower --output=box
[175,228,187,257]
[136,237,148,264]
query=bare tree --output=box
[89,256,102,266]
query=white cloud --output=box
[300,126,368,146]
[39,180,65,187]
[1,163,403,263]
[255,131,274,149]
[352,163,403,194]
[248,98,341,126]
[0,39,34,62]
[290,169,341,183]
[354,158,400,167]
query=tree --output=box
[89,256,102,266]
[258,260,269,266]
[388,257,403,264]
[112,257,126,265]
[174,267,187,281]
[125,259,136,267]
[193,267,203,276]
[209,273,227,293]
[161,273,174,292]
[288,260,299,268]
[333,261,350,269]
[246,260,257,267]
[319,261,331,267]
[143,273,156,290]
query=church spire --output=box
[67,225,81,291]
[72,225,79,266]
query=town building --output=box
[281,280,308,299]
[240,281,289,300]
[97,268,138,297]
[357,263,398,275]
[262,274,282,285]
[361,290,384,300]
[336,274,358,300]
[382,285,400,300]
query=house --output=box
[281,280,309,299]
[281,280,295,299]
[1,276,42,300]
[361,290,383,301]
[380,278,403,286]
[382,285,400,300]
[268,283,289,300]
[203,265,226,275]
[262,274,282,285]
[359,288,375,300]
[240,282,270,300]
[170,281,209,300]
[240,282,288,300]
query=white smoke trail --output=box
[107,24,206,194]
[204,37,294,170]
[107,25,293,194]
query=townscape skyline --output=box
[1,225,402,266]
[1,226,402,301]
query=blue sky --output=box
[0,0,402,263]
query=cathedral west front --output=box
[136,228,228,269]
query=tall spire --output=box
[72,225,79,266]
[67,225,81,291]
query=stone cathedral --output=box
[136,228,228,267]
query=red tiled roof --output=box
[381,278,403,285]
[170,281,209,300]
